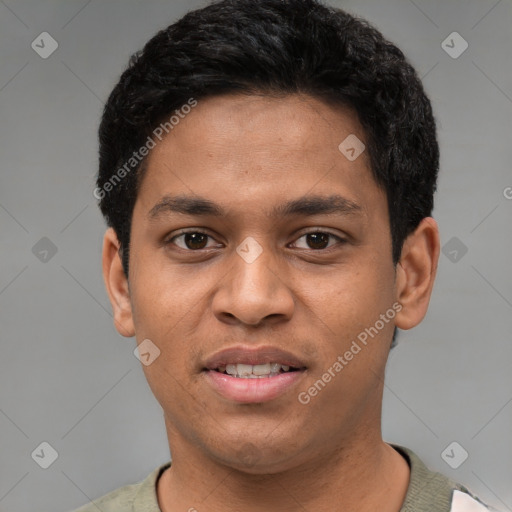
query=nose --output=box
[212,245,295,327]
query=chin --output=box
[208,437,307,475]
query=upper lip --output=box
[203,345,307,370]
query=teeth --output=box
[237,364,253,377]
[252,363,271,375]
[226,364,237,376]
[218,363,294,378]
[270,363,281,373]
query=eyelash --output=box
[166,229,346,251]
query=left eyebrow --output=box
[273,194,364,218]
[147,193,364,221]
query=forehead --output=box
[147,93,367,157]
[136,93,383,215]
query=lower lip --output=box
[203,370,305,403]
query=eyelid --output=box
[293,227,346,239]
[166,228,223,249]
[164,228,347,251]
[289,229,347,249]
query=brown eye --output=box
[305,232,330,249]
[170,231,218,250]
[183,233,208,250]
[292,231,344,250]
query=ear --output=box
[102,228,135,337]
[394,217,440,330]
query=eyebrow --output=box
[147,194,363,220]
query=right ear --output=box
[102,228,135,337]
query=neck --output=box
[157,425,410,512]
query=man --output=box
[75,0,499,510]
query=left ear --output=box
[394,217,440,330]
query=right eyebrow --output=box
[148,195,225,220]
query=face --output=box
[103,93,438,474]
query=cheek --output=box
[129,277,185,373]
[129,261,212,371]
[130,258,200,326]
[309,262,393,327]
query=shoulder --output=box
[69,463,170,512]
[70,481,140,512]
[391,444,501,512]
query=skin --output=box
[102,93,440,512]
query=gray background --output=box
[0,0,511,511]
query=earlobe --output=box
[394,217,440,331]
[102,228,135,338]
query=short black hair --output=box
[96,0,439,285]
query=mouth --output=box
[202,346,307,403]
[212,362,302,378]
